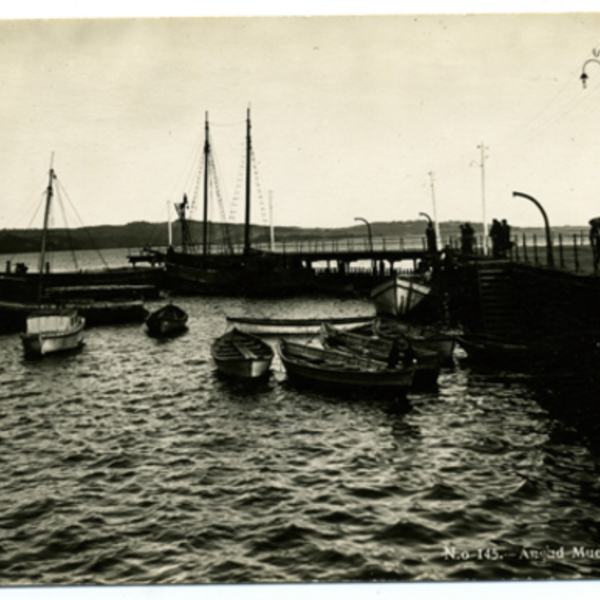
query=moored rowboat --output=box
[145,303,188,337]
[211,328,274,379]
[370,276,431,317]
[277,338,415,392]
[225,314,374,335]
[319,322,441,387]
[373,317,455,364]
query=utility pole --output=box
[269,190,275,251]
[478,143,488,254]
[428,171,441,250]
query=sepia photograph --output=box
[2,2,600,598]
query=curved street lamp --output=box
[419,212,433,224]
[354,217,373,254]
[355,216,375,273]
[512,191,554,267]
[580,56,600,88]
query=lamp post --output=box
[580,56,600,88]
[512,191,554,267]
[355,216,375,274]
[419,211,437,254]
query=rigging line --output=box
[251,148,269,225]
[208,153,233,252]
[494,72,583,149]
[54,185,79,270]
[210,136,235,222]
[189,139,206,216]
[165,136,204,206]
[1,189,46,265]
[229,149,246,223]
[501,80,600,148]
[2,176,49,231]
[54,177,110,269]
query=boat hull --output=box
[370,277,431,317]
[213,357,273,379]
[145,303,188,337]
[147,321,188,336]
[166,256,315,297]
[319,322,440,388]
[277,339,414,392]
[21,319,85,357]
[373,317,455,363]
[455,334,568,370]
[211,328,274,379]
[226,315,374,335]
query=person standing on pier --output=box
[460,223,475,255]
[489,219,502,258]
[425,222,437,254]
[589,218,600,274]
[501,219,512,258]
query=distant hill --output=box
[0,219,590,254]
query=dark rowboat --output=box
[455,333,565,369]
[211,328,274,379]
[373,317,455,364]
[225,314,374,335]
[277,338,414,392]
[145,303,188,336]
[319,322,441,387]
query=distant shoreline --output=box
[0,219,590,254]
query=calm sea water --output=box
[2,250,600,585]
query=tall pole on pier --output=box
[478,143,488,254]
[243,107,252,256]
[428,171,440,250]
[38,153,55,302]
[167,201,172,247]
[202,112,210,256]
[269,190,275,251]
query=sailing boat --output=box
[20,161,86,357]
[164,109,314,296]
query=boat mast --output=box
[202,111,210,256]
[167,200,172,247]
[243,107,252,256]
[38,155,55,302]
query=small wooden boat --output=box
[319,322,441,387]
[225,314,375,335]
[211,328,274,379]
[373,317,455,363]
[277,338,415,392]
[370,276,431,317]
[455,333,562,368]
[21,308,85,357]
[145,303,188,336]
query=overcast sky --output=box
[3,4,600,233]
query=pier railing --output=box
[451,231,598,275]
[132,229,599,275]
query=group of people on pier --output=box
[457,219,513,258]
[489,218,513,258]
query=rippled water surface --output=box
[3,290,600,585]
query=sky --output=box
[3,3,600,234]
